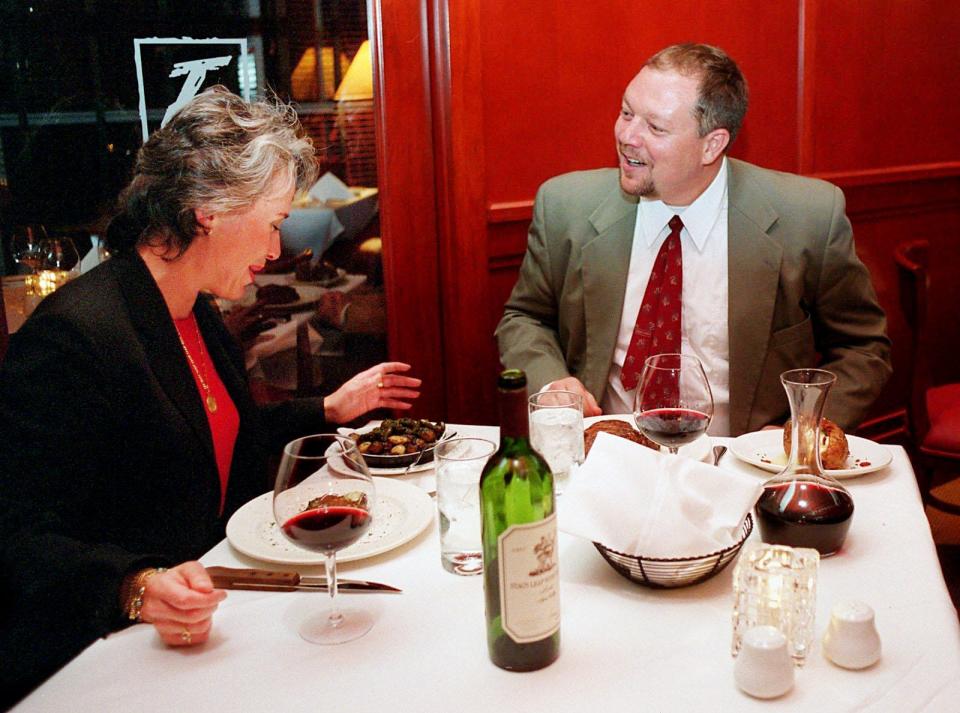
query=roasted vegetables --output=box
[349,418,445,456]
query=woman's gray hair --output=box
[106,85,318,256]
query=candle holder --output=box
[732,541,819,666]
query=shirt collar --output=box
[637,156,728,251]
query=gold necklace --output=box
[175,320,218,414]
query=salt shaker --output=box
[822,600,882,669]
[734,625,795,699]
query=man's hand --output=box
[547,377,602,417]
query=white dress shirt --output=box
[602,157,731,435]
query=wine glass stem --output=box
[324,551,343,628]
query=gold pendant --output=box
[206,395,218,413]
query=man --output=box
[496,43,891,436]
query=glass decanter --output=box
[754,369,854,557]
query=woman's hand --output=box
[324,362,422,424]
[138,562,227,647]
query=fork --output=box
[402,431,457,480]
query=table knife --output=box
[206,566,401,593]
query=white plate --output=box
[337,422,450,475]
[583,414,712,462]
[225,477,434,565]
[730,429,892,478]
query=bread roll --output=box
[584,419,658,455]
[783,417,849,470]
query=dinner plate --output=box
[583,414,712,462]
[225,477,434,565]
[730,429,892,478]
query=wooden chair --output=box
[894,239,960,513]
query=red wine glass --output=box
[633,353,714,455]
[273,434,376,644]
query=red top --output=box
[173,313,239,514]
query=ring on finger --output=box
[377,379,384,389]
[180,628,192,644]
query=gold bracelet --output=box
[126,567,168,622]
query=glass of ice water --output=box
[435,437,497,575]
[528,390,585,495]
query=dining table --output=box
[13,425,960,712]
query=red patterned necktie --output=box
[620,214,684,391]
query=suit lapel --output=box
[726,159,782,435]
[109,255,216,466]
[581,189,638,397]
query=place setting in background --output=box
[283,172,379,258]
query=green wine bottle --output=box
[481,368,560,671]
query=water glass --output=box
[528,390,585,494]
[732,541,819,666]
[436,437,496,575]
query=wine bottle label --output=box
[497,513,560,643]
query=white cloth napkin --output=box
[560,432,763,558]
[308,172,353,202]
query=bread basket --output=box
[593,514,753,589]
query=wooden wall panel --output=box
[479,0,801,208]
[370,0,446,417]
[803,0,960,176]
[845,178,960,396]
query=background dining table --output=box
[14,426,960,712]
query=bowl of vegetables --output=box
[346,418,447,468]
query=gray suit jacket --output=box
[495,158,892,435]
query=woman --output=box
[0,86,420,705]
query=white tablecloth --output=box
[15,428,960,712]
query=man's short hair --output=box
[646,43,749,144]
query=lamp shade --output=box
[334,40,373,101]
